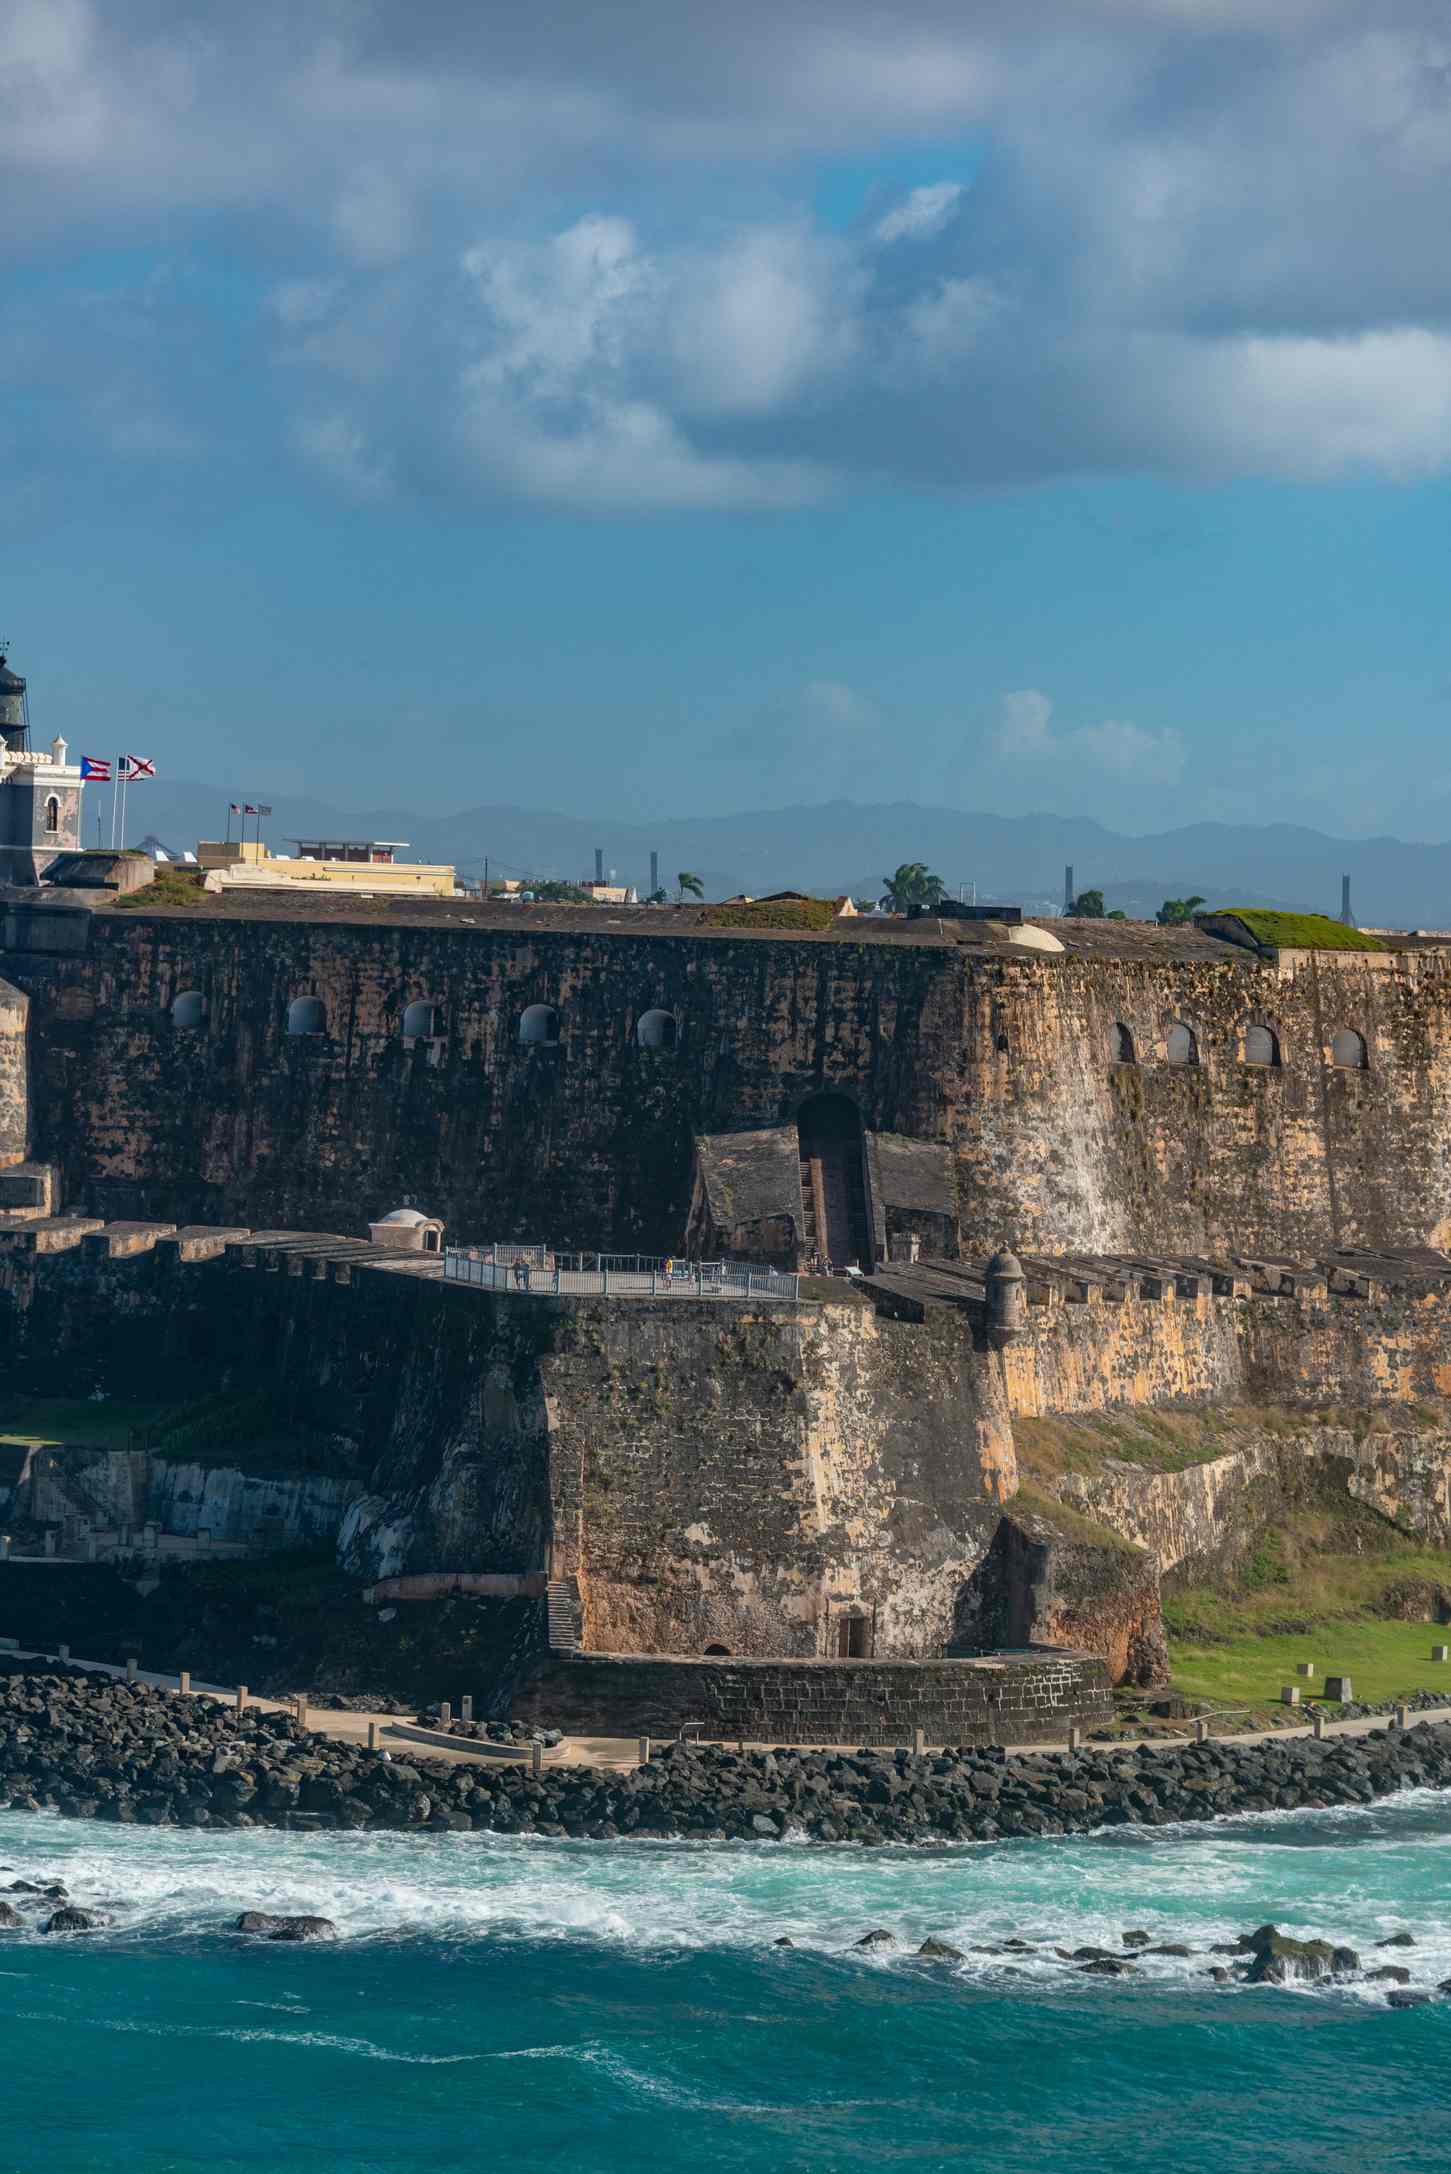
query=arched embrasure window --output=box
[43,796,59,835]
[1166,1022,1199,1066]
[637,1008,678,1051]
[703,1642,732,1656]
[1111,1022,1136,1065]
[402,999,443,1039]
[1242,1024,1281,1066]
[1331,1027,1368,1069]
[519,1003,559,1046]
[171,990,206,1029]
[287,995,326,1035]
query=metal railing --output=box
[444,1247,800,1303]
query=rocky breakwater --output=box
[5,1667,1451,1844]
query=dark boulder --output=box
[237,1911,338,1940]
[917,1938,966,1962]
[43,1907,98,1934]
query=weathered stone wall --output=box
[0,977,28,1168]
[1004,1286,1451,1420]
[0,1248,1017,1661]
[543,1297,1016,1659]
[11,912,1451,1260]
[1057,1418,1451,1570]
[509,1646,1114,1745]
[18,1443,351,1549]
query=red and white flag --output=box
[120,755,155,780]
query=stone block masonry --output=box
[11,909,1451,1261]
[510,1648,1114,1746]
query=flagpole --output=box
[110,757,119,851]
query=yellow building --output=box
[197,837,457,898]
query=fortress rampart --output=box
[5,906,1451,1260]
[3,1221,1451,1697]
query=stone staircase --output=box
[546,1577,582,1654]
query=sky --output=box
[5,0,1451,839]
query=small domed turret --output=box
[985,1247,1028,1344]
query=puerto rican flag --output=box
[120,754,156,780]
[79,756,111,781]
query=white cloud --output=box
[291,413,391,499]
[875,182,964,244]
[804,679,874,727]
[995,690,1185,783]
[14,2,1451,505]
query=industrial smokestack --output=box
[595,848,604,885]
[1064,865,1074,913]
[1340,873,1355,927]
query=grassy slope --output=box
[1170,1622,1450,1708]
[0,1391,341,1477]
[1165,1508,1451,1706]
[1013,1402,1451,1485]
[1214,908,1385,953]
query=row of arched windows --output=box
[1111,1022,1369,1069]
[167,991,682,1049]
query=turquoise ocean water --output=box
[2,1796,1449,2173]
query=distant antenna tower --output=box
[650,850,659,896]
[1340,873,1356,928]
[1063,864,1075,913]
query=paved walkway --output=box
[8,1643,1450,1769]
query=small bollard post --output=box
[439,1701,452,1725]
[1194,1717,1209,1743]
[912,1727,926,1756]
[177,1669,191,1694]
[295,1696,308,1728]
[1067,1724,1082,1752]
[368,1722,381,1751]
[1395,1702,1409,1730]
[531,1739,543,1777]
[125,1656,138,1682]
[1312,1711,1326,1739]
[58,1642,70,1662]
[1280,1685,1301,1707]
[638,1735,651,1767]
[235,1684,248,1713]
[460,1695,473,1723]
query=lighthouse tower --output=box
[0,648,83,885]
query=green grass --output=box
[1211,908,1385,954]
[0,1393,170,1452]
[701,898,838,931]
[0,1389,341,1475]
[1171,1620,1451,1709]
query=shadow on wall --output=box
[951,1505,1167,1689]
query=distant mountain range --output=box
[110,780,1451,929]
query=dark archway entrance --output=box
[796,1093,873,1269]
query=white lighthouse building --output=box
[0,649,84,885]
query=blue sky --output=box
[6,1,1451,838]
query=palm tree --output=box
[881,861,946,914]
[677,871,704,901]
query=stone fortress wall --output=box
[3,907,1451,1261]
[2,1224,1451,1698]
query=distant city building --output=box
[0,648,84,886]
[197,835,457,897]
